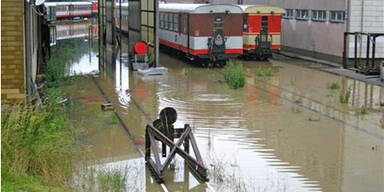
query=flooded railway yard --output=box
[55,32,384,192]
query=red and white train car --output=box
[159,4,243,66]
[240,5,285,60]
[44,2,93,19]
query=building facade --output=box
[1,0,49,103]
[1,0,26,102]
[164,0,384,64]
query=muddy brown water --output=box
[57,34,384,192]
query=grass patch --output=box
[340,86,352,104]
[327,82,340,90]
[1,103,74,191]
[96,168,127,192]
[255,67,273,77]
[183,68,192,77]
[224,60,245,89]
[308,115,321,122]
[109,113,119,125]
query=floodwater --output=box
[56,28,384,191]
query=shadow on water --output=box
[56,24,384,191]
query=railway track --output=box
[90,75,216,192]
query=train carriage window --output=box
[164,13,168,29]
[160,13,163,28]
[168,13,172,30]
[243,15,248,31]
[182,14,188,33]
[172,13,175,31]
[214,17,223,30]
[173,13,178,32]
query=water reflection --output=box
[55,21,98,41]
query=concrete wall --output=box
[1,0,25,102]
[348,0,384,58]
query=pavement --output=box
[276,51,384,86]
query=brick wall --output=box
[1,0,25,102]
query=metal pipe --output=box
[343,33,348,69]
[366,34,370,71]
[371,36,376,69]
[155,0,159,68]
[354,33,358,68]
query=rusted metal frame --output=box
[342,32,348,69]
[148,128,161,165]
[354,33,358,69]
[148,125,208,181]
[145,127,163,182]
[160,126,191,172]
[371,36,376,70]
[366,34,370,72]
[183,124,190,154]
[147,157,162,180]
[188,127,203,165]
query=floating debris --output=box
[138,67,168,76]
[57,97,71,106]
[101,102,113,111]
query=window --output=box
[296,9,309,20]
[168,13,172,30]
[312,10,326,22]
[173,13,178,32]
[330,11,345,23]
[182,14,188,33]
[283,9,294,19]
[160,13,164,28]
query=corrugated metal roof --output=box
[159,3,243,14]
[240,5,285,14]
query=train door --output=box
[69,4,74,18]
[186,14,190,56]
[255,16,272,59]
[209,16,225,55]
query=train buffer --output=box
[145,107,209,183]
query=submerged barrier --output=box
[145,107,209,183]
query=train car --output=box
[240,5,285,60]
[159,4,243,67]
[91,1,99,17]
[44,2,93,20]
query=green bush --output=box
[224,60,245,89]
[46,39,89,88]
[1,103,73,190]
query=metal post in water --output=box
[366,34,370,72]
[354,33,358,69]
[154,0,159,68]
[371,36,376,70]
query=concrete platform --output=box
[276,51,383,86]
